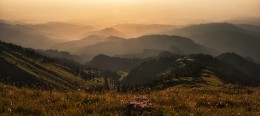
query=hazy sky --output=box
[0,0,259,26]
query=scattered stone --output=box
[123,96,152,114]
[7,108,12,112]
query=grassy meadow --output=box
[0,83,259,115]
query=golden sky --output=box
[0,0,259,26]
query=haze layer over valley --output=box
[1,0,260,115]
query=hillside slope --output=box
[124,53,260,87]
[86,54,143,72]
[217,52,260,78]
[0,41,86,90]
[0,41,119,90]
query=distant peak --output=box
[106,36,124,40]
[84,35,102,38]
[191,22,241,30]
[93,54,110,59]
[218,52,243,59]
[100,27,118,31]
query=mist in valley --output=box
[1,0,260,115]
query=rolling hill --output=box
[86,54,143,72]
[29,22,94,41]
[164,23,260,63]
[124,53,260,87]
[36,49,87,63]
[237,24,260,39]
[113,24,175,38]
[81,27,126,38]
[76,35,217,59]
[115,49,167,59]
[217,52,260,78]
[0,22,57,49]
[52,35,124,53]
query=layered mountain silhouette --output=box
[75,35,216,59]
[165,23,260,63]
[1,40,260,90]
[113,24,175,37]
[0,20,96,49]
[1,20,260,90]
[52,35,124,54]
[228,18,260,26]
[81,27,126,38]
[237,24,260,39]
[28,22,94,41]
[0,22,57,49]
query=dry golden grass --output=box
[0,84,259,115]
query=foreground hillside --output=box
[0,84,259,115]
[0,41,119,90]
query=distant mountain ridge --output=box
[81,27,126,38]
[113,24,175,37]
[165,23,260,63]
[75,35,217,59]
[28,22,94,41]
[0,22,57,49]
[52,35,125,54]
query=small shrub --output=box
[14,106,43,115]
[82,97,101,105]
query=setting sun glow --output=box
[0,0,260,26]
